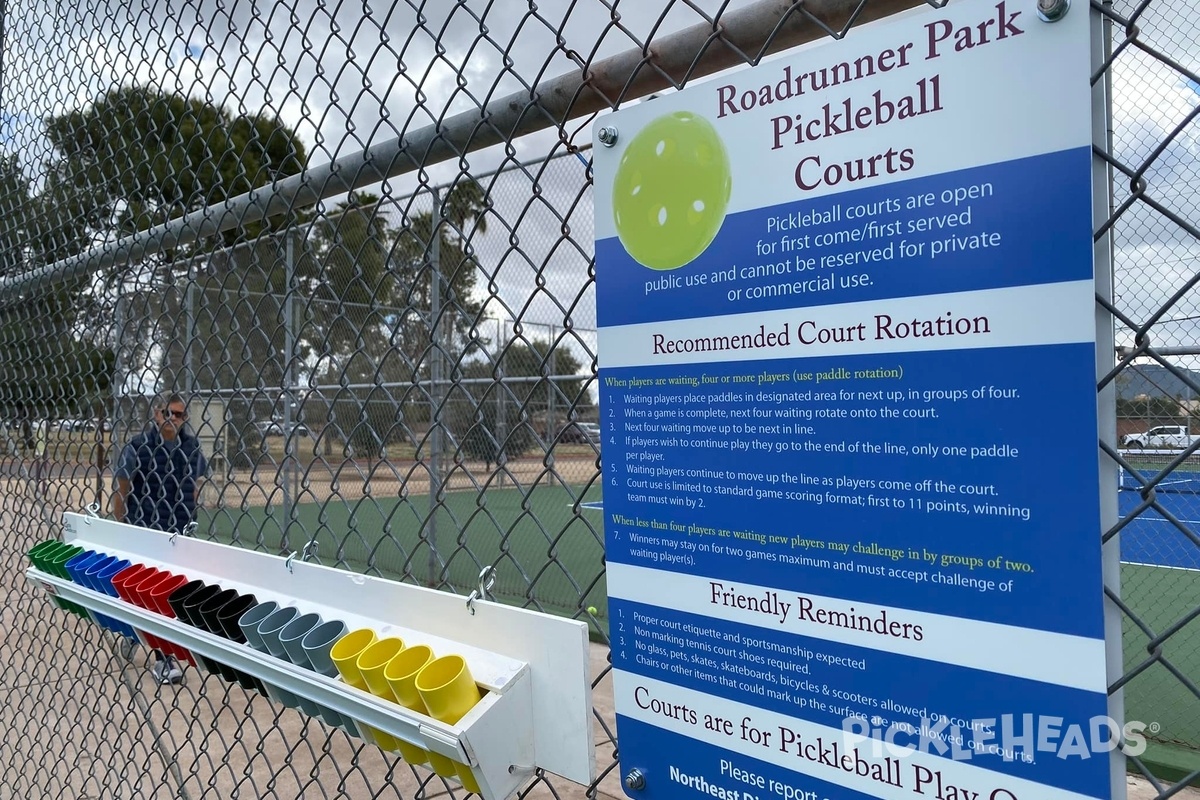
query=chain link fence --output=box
[1102,0,1200,782]
[0,0,1195,798]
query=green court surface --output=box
[1119,563,1200,775]
[198,482,607,620]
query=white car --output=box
[1122,425,1197,449]
[256,420,312,438]
[558,422,601,445]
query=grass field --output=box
[1117,471,1200,761]
[198,480,607,619]
[1120,563,1200,760]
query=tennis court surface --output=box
[1120,468,1200,570]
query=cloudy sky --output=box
[2,0,1198,383]
[1104,0,1200,370]
[1,0,781,393]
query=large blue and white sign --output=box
[594,2,1118,800]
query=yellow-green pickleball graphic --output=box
[612,110,733,271]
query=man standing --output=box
[113,391,209,684]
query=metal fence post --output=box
[185,266,196,397]
[283,230,296,544]
[1093,4,1127,797]
[427,187,443,587]
[494,314,508,488]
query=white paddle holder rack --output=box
[25,512,596,800]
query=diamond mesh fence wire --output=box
[0,0,1195,799]
[1101,0,1200,779]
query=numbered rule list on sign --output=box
[593,2,1113,800]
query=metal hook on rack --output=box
[301,540,318,562]
[84,503,100,523]
[465,566,497,615]
[285,552,298,573]
[171,521,197,546]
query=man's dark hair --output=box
[158,392,187,410]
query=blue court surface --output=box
[1118,469,1200,570]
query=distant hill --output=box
[1116,364,1200,401]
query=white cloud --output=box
[1090,0,1200,365]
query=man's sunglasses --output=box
[161,408,188,420]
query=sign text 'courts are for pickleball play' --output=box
[593,2,1119,800]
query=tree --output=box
[42,84,307,386]
[1117,395,1185,425]
[39,86,309,456]
[302,191,403,379]
[450,336,594,464]
[305,182,489,382]
[0,318,114,424]
[44,85,307,248]
[488,337,592,423]
[0,155,114,432]
[0,156,33,275]
[306,182,491,457]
